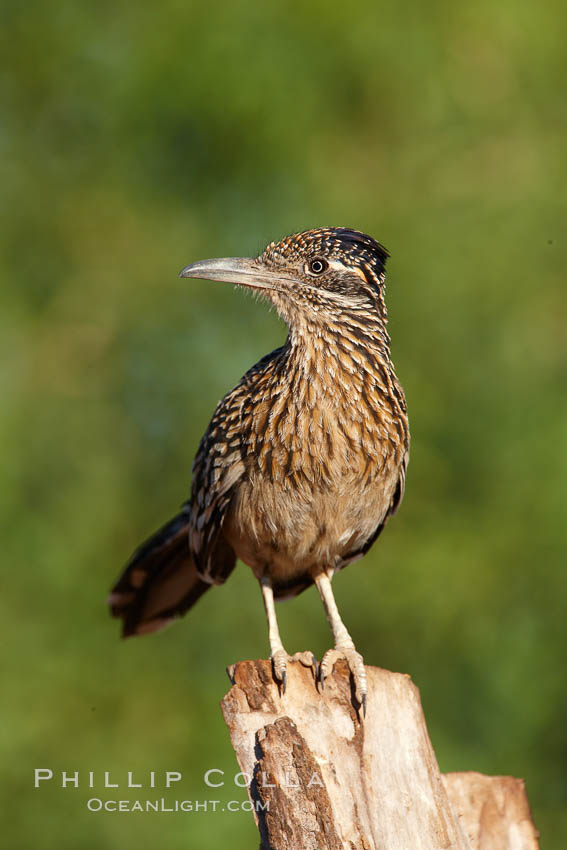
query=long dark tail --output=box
[108,509,212,637]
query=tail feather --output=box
[109,510,212,637]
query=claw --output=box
[311,654,320,680]
[271,649,287,692]
[271,651,319,694]
[319,667,325,691]
[319,646,367,714]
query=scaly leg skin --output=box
[260,577,318,693]
[315,572,367,716]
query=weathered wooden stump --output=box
[221,659,539,850]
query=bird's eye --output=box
[307,257,328,275]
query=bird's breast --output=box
[223,352,408,586]
[224,458,401,589]
[245,355,405,491]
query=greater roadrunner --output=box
[109,227,409,712]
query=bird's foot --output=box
[291,650,320,680]
[319,645,367,716]
[270,650,319,694]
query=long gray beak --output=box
[179,257,284,291]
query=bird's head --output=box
[179,227,390,330]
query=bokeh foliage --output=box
[1,0,566,846]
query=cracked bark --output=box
[221,659,540,850]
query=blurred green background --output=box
[2,0,566,846]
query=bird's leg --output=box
[260,577,318,693]
[315,571,367,714]
[260,576,288,690]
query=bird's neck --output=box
[250,308,407,486]
[284,309,394,393]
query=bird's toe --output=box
[271,650,320,693]
[271,649,288,692]
[319,646,367,715]
[291,650,319,680]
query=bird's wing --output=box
[342,445,409,566]
[388,446,408,517]
[188,347,284,583]
[188,391,244,584]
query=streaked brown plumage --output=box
[109,227,409,712]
